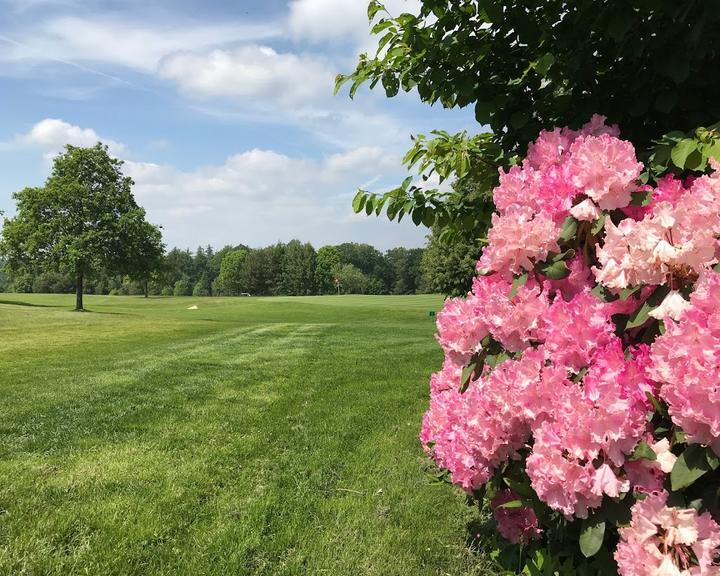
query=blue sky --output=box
[0,0,477,250]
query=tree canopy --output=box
[0,143,164,310]
[339,0,720,241]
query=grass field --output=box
[0,293,492,576]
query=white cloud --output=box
[158,46,333,105]
[287,0,422,46]
[123,146,417,250]
[15,118,126,156]
[288,0,369,43]
[0,16,281,72]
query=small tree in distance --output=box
[0,143,164,311]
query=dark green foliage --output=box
[214,249,249,296]
[386,247,424,294]
[278,240,316,296]
[4,238,432,297]
[0,143,163,310]
[315,245,342,294]
[421,228,484,297]
[340,1,720,152]
[341,0,720,241]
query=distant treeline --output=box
[1,241,432,297]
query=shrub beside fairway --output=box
[0,294,495,575]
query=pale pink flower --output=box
[477,206,561,277]
[615,491,720,576]
[567,133,643,210]
[436,294,489,366]
[470,274,549,352]
[648,291,691,321]
[579,114,621,138]
[570,198,602,222]
[651,270,720,453]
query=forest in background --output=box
[0,235,479,297]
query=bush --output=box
[173,277,192,297]
[422,116,720,574]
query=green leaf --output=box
[497,499,524,509]
[533,52,555,77]
[411,207,424,226]
[559,216,578,243]
[503,477,534,498]
[619,285,641,301]
[629,440,657,461]
[508,272,528,299]
[630,190,653,207]
[351,191,367,213]
[474,100,494,124]
[707,450,720,471]
[671,138,698,169]
[510,111,530,129]
[591,213,607,236]
[626,285,670,329]
[592,283,619,303]
[672,444,713,491]
[367,0,384,20]
[537,257,570,280]
[579,516,606,558]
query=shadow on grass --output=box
[0,299,62,308]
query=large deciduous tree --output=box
[278,239,316,296]
[315,245,342,294]
[0,143,164,310]
[339,0,720,241]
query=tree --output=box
[339,1,720,239]
[162,248,194,291]
[335,264,368,294]
[420,228,483,297]
[0,143,163,310]
[386,247,425,294]
[239,246,282,296]
[315,246,341,294]
[335,242,392,293]
[215,249,249,295]
[278,240,316,296]
[125,219,165,297]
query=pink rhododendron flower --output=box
[615,491,720,576]
[651,270,720,453]
[477,206,561,276]
[435,294,489,366]
[567,133,643,210]
[538,290,617,372]
[570,198,602,222]
[525,127,577,170]
[491,490,542,544]
[470,274,549,352]
[420,350,546,492]
[595,166,720,290]
[579,114,621,138]
[527,341,648,518]
[648,291,691,321]
[422,118,720,567]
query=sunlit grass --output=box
[0,294,494,575]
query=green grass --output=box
[0,293,492,575]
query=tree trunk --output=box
[75,273,84,311]
[144,279,149,298]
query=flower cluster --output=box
[421,117,720,575]
[615,492,720,575]
[650,270,720,454]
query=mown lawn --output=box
[0,294,492,575]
